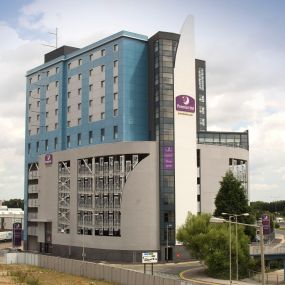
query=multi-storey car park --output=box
[24,17,249,262]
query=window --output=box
[68,77,71,84]
[67,120,71,127]
[46,112,49,118]
[101,80,105,88]
[28,143,31,154]
[46,125,48,132]
[101,49,105,56]
[54,137,58,149]
[78,88,81,96]
[100,96,105,104]
[89,115,93,122]
[113,92,118,100]
[46,84,49,91]
[89,100,93,107]
[45,139,48,151]
[67,92,71,99]
[89,54,93,61]
[78,73,81,80]
[56,81,59,87]
[101,128,105,142]
[67,136,70,148]
[46,98,49,104]
[67,106,71,113]
[89,84,93,92]
[37,74,40,81]
[113,44,118,52]
[28,104,31,110]
[78,103,81,110]
[78,59,82,66]
[68,63,71,69]
[37,128,39,134]
[55,109,58,115]
[37,88,40,94]
[89,69,93,76]
[101,65,105,72]
[36,141,39,152]
[89,131,93,144]
[56,67,59,73]
[37,114,40,121]
[47,71,50,77]
[55,122,58,129]
[28,130,31,136]
[77,133,81,145]
[55,94,58,101]
[29,78,32,84]
[29,91,32,97]
[113,109,118,116]
[113,60,118,68]
[101,112,105,120]
[78,118,81,125]
[114,76,118,84]
[113,126,118,139]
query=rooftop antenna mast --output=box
[42,27,58,49]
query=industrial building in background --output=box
[24,16,249,262]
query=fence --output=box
[248,270,284,285]
[5,252,192,285]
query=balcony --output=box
[28,185,39,194]
[28,199,39,208]
[28,170,39,180]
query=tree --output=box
[2,199,24,210]
[214,171,249,217]
[177,213,252,279]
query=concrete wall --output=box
[198,144,249,214]
[5,252,191,285]
[37,141,160,258]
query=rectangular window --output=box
[101,128,105,142]
[37,128,39,134]
[28,117,31,123]
[113,44,118,52]
[67,136,70,148]
[46,84,49,91]
[78,73,81,80]
[89,115,92,122]
[89,84,93,92]
[46,125,48,132]
[78,88,81,96]
[29,78,32,84]
[56,67,59,73]
[67,120,71,127]
[114,76,118,84]
[68,77,71,84]
[113,109,118,116]
[78,118,81,125]
[89,100,93,107]
[68,63,71,69]
[28,129,31,136]
[55,123,58,129]
[101,112,105,120]
[54,137,58,149]
[56,81,59,87]
[78,103,81,110]
[101,80,105,88]
[45,139,48,151]
[46,112,49,118]
[36,141,39,152]
[113,60,118,68]
[77,133,81,145]
[89,131,93,144]
[113,126,118,139]
[55,109,58,115]
[27,143,31,154]
[29,91,32,97]
[46,98,49,104]
[37,74,40,81]
[89,54,93,61]
[113,92,118,100]
[28,104,31,110]
[47,71,49,77]
[67,92,71,99]
[78,59,82,66]
[89,69,93,76]
[101,49,105,56]
[37,114,40,121]
[55,94,58,101]
[101,65,105,72]
[100,96,105,104]
[37,88,40,94]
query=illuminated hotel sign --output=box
[45,154,53,165]
[176,95,195,113]
[163,146,174,170]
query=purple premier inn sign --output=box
[13,222,22,247]
[262,214,271,235]
[163,146,174,170]
[45,153,53,165]
[176,95,195,113]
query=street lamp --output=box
[166,224,172,261]
[222,212,249,281]
[210,216,265,285]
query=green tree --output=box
[2,199,24,210]
[177,213,252,279]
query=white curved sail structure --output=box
[174,16,197,231]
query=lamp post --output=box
[166,224,172,261]
[210,217,265,285]
[222,212,249,281]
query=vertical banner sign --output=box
[13,222,22,247]
[262,214,271,235]
[163,146,174,170]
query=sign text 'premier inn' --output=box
[176,95,195,113]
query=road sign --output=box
[142,252,158,264]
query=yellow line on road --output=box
[179,269,223,285]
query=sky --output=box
[0,0,284,202]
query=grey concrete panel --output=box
[127,270,137,285]
[120,269,129,284]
